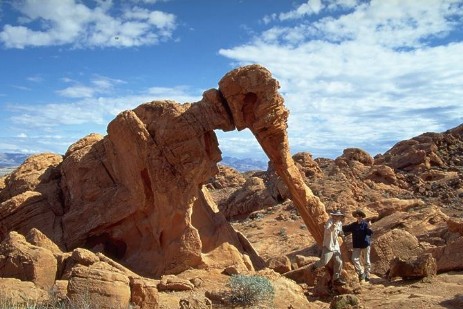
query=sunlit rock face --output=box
[1,65,319,277]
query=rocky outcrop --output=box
[218,65,329,244]
[0,64,334,279]
[374,125,463,172]
[220,176,276,219]
[1,64,463,307]
[427,236,463,272]
[0,153,64,246]
[0,229,157,307]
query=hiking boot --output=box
[358,273,365,281]
[365,276,370,282]
[333,278,347,285]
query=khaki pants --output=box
[352,246,371,277]
[314,247,343,279]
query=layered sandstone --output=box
[0,64,329,279]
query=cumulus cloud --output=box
[3,66,203,154]
[56,75,126,98]
[0,0,177,48]
[220,0,463,158]
[7,82,201,130]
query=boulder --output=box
[0,278,49,305]
[336,148,374,167]
[220,176,276,219]
[158,274,195,291]
[388,253,437,280]
[26,227,63,254]
[0,153,62,200]
[365,164,399,186]
[0,191,63,245]
[266,255,292,274]
[371,229,423,276]
[0,231,57,289]
[130,277,159,309]
[179,296,212,309]
[366,198,424,220]
[67,262,131,309]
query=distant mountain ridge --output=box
[220,156,268,172]
[0,153,28,168]
[0,152,266,173]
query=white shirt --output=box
[322,218,343,252]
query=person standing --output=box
[342,209,373,282]
[311,210,346,285]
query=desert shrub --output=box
[0,295,133,309]
[277,228,288,241]
[227,274,275,307]
[330,294,360,309]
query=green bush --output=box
[227,274,275,307]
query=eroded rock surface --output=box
[0,64,331,279]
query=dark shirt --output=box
[342,220,373,248]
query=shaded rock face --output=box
[1,65,328,277]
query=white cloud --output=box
[57,75,126,98]
[263,0,324,23]
[279,0,324,21]
[219,0,463,158]
[27,75,44,83]
[91,76,126,89]
[57,86,96,98]
[1,80,204,155]
[326,0,360,10]
[0,0,177,48]
[6,83,201,138]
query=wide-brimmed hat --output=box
[329,210,345,217]
[352,209,366,218]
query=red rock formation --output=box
[58,94,248,277]
[0,231,57,289]
[0,64,330,279]
[219,65,329,244]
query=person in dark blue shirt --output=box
[342,209,373,282]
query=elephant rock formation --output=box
[0,64,327,277]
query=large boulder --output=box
[371,229,423,276]
[67,262,131,309]
[219,176,276,219]
[0,231,57,289]
[388,253,437,280]
[0,278,49,305]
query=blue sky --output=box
[1,0,462,162]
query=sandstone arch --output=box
[0,64,328,278]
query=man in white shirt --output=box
[311,209,346,285]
